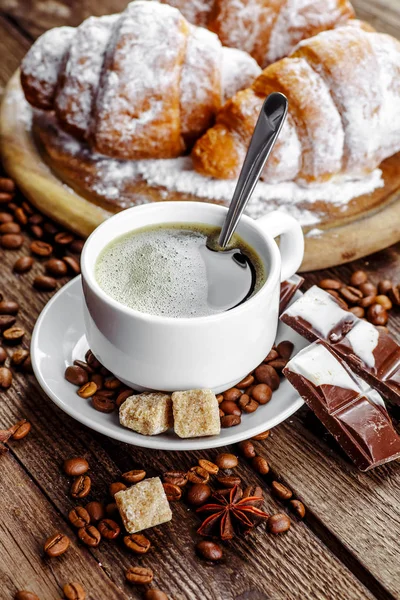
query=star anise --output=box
[196,485,269,540]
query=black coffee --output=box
[95,223,266,318]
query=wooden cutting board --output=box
[2,70,400,271]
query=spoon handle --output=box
[218,92,288,249]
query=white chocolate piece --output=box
[172,389,220,438]
[115,477,172,534]
[119,393,172,436]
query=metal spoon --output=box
[202,92,288,312]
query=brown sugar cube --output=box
[172,389,221,438]
[115,477,172,533]
[119,393,173,436]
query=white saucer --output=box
[31,277,307,451]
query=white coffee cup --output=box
[81,202,304,393]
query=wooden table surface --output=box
[1,1,400,599]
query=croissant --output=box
[20,1,261,160]
[160,0,355,67]
[192,22,400,184]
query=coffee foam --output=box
[95,227,224,318]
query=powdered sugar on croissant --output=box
[20,1,261,160]
[192,25,400,184]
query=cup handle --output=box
[256,211,304,282]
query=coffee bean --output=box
[350,270,368,286]
[11,421,31,440]
[198,459,219,475]
[0,315,16,329]
[55,232,74,245]
[276,340,294,359]
[196,540,223,561]
[33,275,57,291]
[367,304,389,326]
[3,326,25,343]
[77,381,97,398]
[378,279,393,295]
[216,475,241,488]
[238,440,256,459]
[340,286,363,304]
[71,475,91,499]
[360,282,378,296]
[63,582,86,600]
[43,221,58,236]
[319,278,343,290]
[267,513,291,534]
[163,482,182,501]
[70,239,85,254]
[219,400,241,416]
[85,501,105,522]
[104,377,122,390]
[267,358,288,370]
[289,499,306,519]
[238,394,258,413]
[187,466,210,484]
[68,506,91,528]
[124,533,151,554]
[13,256,34,274]
[0,177,15,193]
[44,258,67,278]
[348,306,365,318]
[236,374,254,389]
[219,408,225,418]
[0,212,13,223]
[30,240,53,257]
[14,207,27,225]
[252,430,270,441]
[98,518,120,540]
[215,453,238,469]
[359,294,377,308]
[0,193,14,203]
[221,414,241,428]
[65,365,89,386]
[109,481,127,497]
[264,348,279,362]
[22,355,33,373]
[375,295,392,311]
[186,483,211,506]
[78,525,101,547]
[271,481,293,500]
[243,484,263,499]
[90,373,104,389]
[251,383,272,405]
[85,349,102,370]
[126,566,154,585]
[163,471,188,487]
[144,590,168,600]
[116,389,133,407]
[0,222,21,234]
[1,233,23,249]
[252,456,270,475]
[11,349,29,367]
[63,457,89,476]
[14,591,40,600]
[0,300,19,315]
[63,256,81,275]
[92,395,115,413]
[254,364,280,390]
[30,225,43,239]
[0,346,6,363]
[43,532,70,557]
[222,387,242,402]
[0,367,12,388]
[122,469,146,484]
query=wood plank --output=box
[0,451,126,600]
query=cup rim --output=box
[81,202,281,324]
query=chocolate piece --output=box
[281,286,400,404]
[284,341,400,471]
[279,275,305,315]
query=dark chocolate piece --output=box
[281,286,400,405]
[279,275,305,315]
[284,341,400,471]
